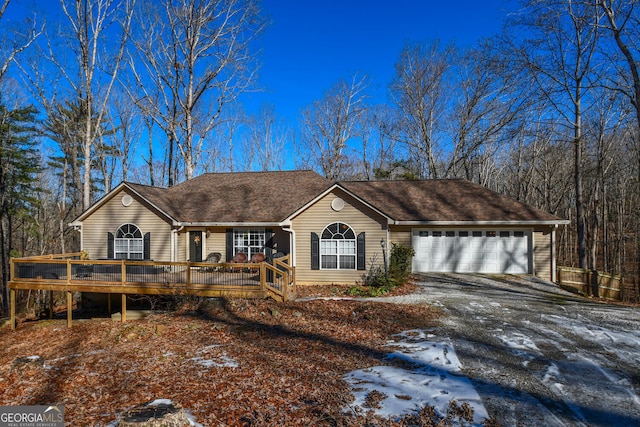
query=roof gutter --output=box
[393,220,570,226]
[176,222,282,227]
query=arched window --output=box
[114,224,143,259]
[320,222,356,269]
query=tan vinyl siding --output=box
[176,229,187,262]
[204,227,227,261]
[533,227,552,281]
[292,189,388,285]
[81,189,172,260]
[390,226,412,247]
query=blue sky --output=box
[248,0,513,123]
[2,0,514,176]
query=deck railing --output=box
[9,254,295,301]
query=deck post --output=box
[107,293,111,315]
[260,262,266,291]
[10,289,16,330]
[49,290,54,319]
[283,270,290,301]
[66,291,73,328]
[121,294,127,323]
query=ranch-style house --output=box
[72,170,567,283]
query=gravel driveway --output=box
[382,274,640,426]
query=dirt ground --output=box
[1,291,442,426]
[383,274,640,426]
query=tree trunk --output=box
[575,91,587,269]
[0,216,8,315]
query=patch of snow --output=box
[190,355,238,369]
[496,331,540,356]
[148,398,173,406]
[189,345,239,368]
[185,409,203,427]
[344,333,488,425]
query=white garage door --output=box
[412,229,530,274]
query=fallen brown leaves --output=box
[0,296,441,426]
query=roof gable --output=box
[71,182,177,225]
[125,170,331,224]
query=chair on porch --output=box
[202,252,222,272]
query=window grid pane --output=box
[319,223,357,270]
[114,223,144,259]
[234,228,265,258]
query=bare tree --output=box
[444,42,529,183]
[199,104,246,172]
[390,41,453,179]
[0,0,42,81]
[508,0,602,270]
[242,103,287,171]
[106,91,143,182]
[299,74,369,180]
[598,0,640,280]
[127,0,266,184]
[60,0,135,209]
[599,0,640,132]
[15,0,134,210]
[357,104,398,180]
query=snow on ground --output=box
[344,329,488,425]
[190,344,238,368]
[106,345,237,426]
[381,274,640,426]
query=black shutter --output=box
[265,229,273,259]
[226,228,233,261]
[311,232,319,270]
[107,232,114,259]
[357,232,366,270]
[143,232,151,260]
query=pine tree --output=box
[0,103,40,314]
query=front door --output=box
[189,231,203,262]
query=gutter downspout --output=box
[281,223,296,267]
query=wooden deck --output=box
[8,253,295,329]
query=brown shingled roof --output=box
[116,173,563,225]
[339,179,564,223]
[128,170,331,223]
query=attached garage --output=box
[412,229,531,274]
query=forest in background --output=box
[1,0,639,313]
